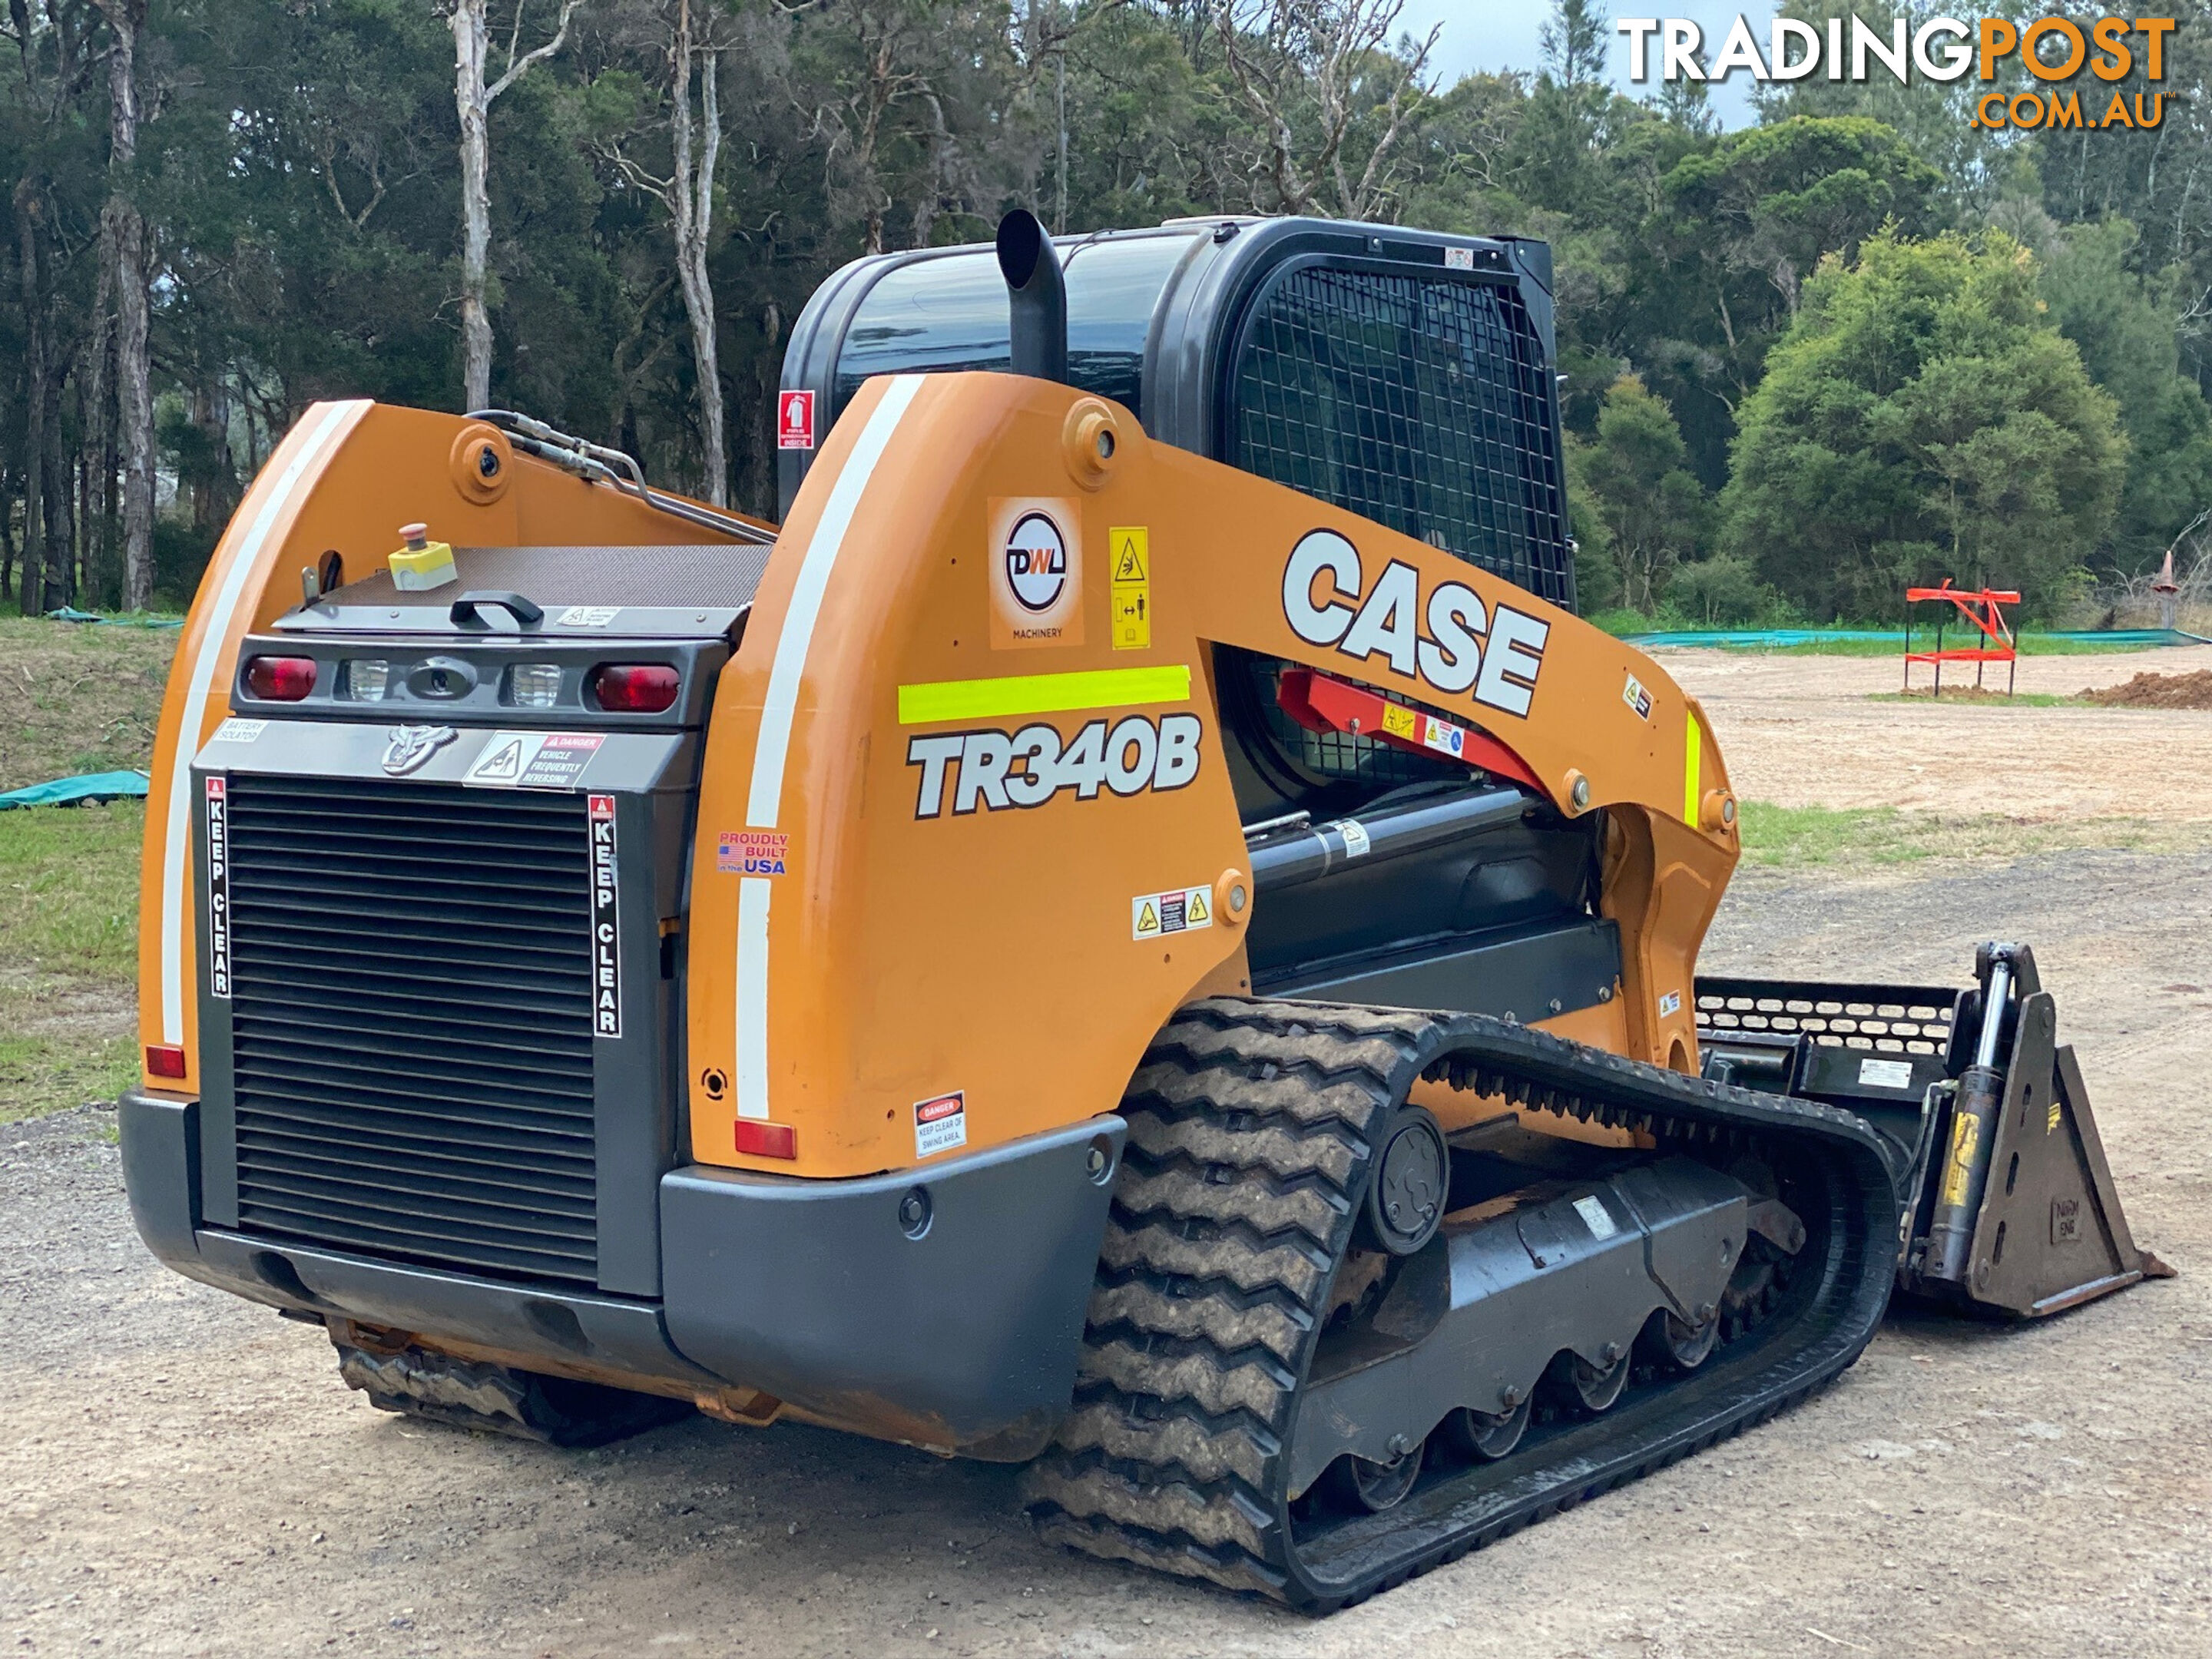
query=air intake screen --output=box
[224,776,599,1287]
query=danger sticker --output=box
[205,777,232,1000]
[590,794,621,1038]
[558,605,621,628]
[1376,699,1469,759]
[1657,990,1682,1018]
[915,1091,968,1159]
[1133,885,1213,941]
[718,830,790,876]
[463,730,605,790]
[1623,673,1653,720]
[212,717,267,744]
[777,389,816,451]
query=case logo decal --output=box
[906,713,1202,817]
[989,498,1084,648]
[1280,528,1551,718]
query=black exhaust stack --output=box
[995,210,1068,384]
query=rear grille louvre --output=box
[225,775,599,1287]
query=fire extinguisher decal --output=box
[777,389,815,452]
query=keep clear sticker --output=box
[915,1091,967,1159]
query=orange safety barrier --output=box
[1904,581,2019,697]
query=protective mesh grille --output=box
[225,776,599,1287]
[1232,265,1569,786]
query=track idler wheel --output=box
[1444,1391,1532,1461]
[1647,1304,1721,1370]
[1323,1439,1426,1513]
[1561,1343,1630,1412]
[1359,1104,1447,1256]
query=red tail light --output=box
[735,1120,797,1160]
[245,655,319,700]
[145,1045,188,1080]
[591,664,680,714]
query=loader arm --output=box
[683,370,1735,1176]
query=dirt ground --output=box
[4,849,2209,1658]
[1660,643,2212,822]
[7,645,2212,1657]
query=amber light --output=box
[145,1045,187,1080]
[245,655,318,700]
[590,663,680,714]
[735,1121,797,1160]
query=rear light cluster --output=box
[250,656,680,712]
[244,656,317,700]
[342,659,392,700]
[507,664,564,708]
[591,664,680,714]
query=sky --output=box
[1399,0,1777,128]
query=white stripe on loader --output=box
[736,374,925,1121]
[160,400,366,1045]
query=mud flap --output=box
[1904,945,2171,1317]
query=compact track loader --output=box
[123,211,2161,1608]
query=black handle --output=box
[449,590,544,629]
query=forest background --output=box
[5,0,2209,626]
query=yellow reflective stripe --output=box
[1684,709,1701,824]
[898,664,1194,726]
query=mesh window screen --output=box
[1232,264,1570,787]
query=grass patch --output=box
[1865,689,2090,707]
[1736,801,2210,868]
[0,800,145,979]
[0,616,178,791]
[0,1034,137,1126]
[1767,634,2141,657]
[0,802,143,1121]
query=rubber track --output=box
[1020,996,1906,1610]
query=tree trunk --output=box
[41,373,75,611]
[98,0,156,610]
[15,180,45,618]
[667,0,727,506]
[454,0,495,412]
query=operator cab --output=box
[782,216,1598,1012]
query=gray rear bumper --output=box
[121,1091,1121,1459]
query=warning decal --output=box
[1623,672,1653,721]
[1109,525,1151,651]
[590,794,621,1038]
[463,730,606,790]
[558,605,621,628]
[1132,883,1213,941]
[915,1091,968,1159]
[205,777,232,1000]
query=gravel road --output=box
[5,849,2209,1658]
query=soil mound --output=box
[2082,670,2212,710]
